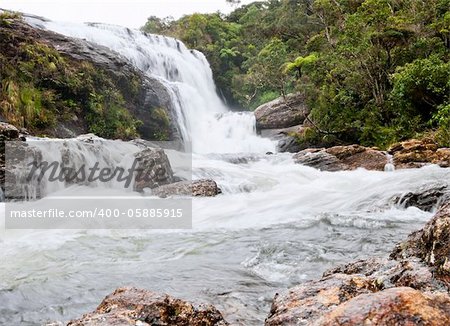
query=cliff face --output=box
[0,11,176,141]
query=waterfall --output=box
[26,18,275,154]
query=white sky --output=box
[0,0,255,28]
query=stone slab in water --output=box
[293,145,388,171]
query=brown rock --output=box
[255,93,309,130]
[152,179,222,197]
[389,139,450,169]
[326,145,388,171]
[267,203,450,325]
[316,287,450,326]
[265,274,377,325]
[293,145,388,171]
[0,122,20,140]
[68,287,228,326]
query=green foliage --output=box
[141,0,450,147]
[284,54,318,78]
[150,107,171,140]
[433,104,450,147]
[0,18,141,139]
[0,11,21,27]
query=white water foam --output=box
[26,18,275,154]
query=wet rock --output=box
[293,145,388,171]
[259,124,305,153]
[277,135,303,153]
[392,183,449,212]
[1,139,40,200]
[293,148,345,171]
[255,93,309,130]
[68,287,228,326]
[391,202,450,280]
[265,274,377,325]
[133,148,174,192]
[316,287,450,326]
[324,257,445,293]
[266,258,450,325]
[0,122,20,140]
[152,179,222,197]
[0,122,23,195]
[5,15,176,140]
[267,203,450,325]
[389,138,450,169]
[323,257,388,277]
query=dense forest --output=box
[142,0,450,148]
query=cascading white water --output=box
[26,18,275,154]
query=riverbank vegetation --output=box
[142,0,450,148]
[0,12,140,139]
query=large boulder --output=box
[293,145,388,171]
[265,258,448,325]
[152,179,222,197]
[266,202,450,325]
[254,93,309,130]
[389,139,450,169]
[68,287,228,326]
[133,148,174,192]
[265,273,376,325]
[316,287,450,326]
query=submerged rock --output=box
[266,202,450,325]
[255,93,309,130]
[152,179,222,197]
[68,287,228,326]
[293,145,388,171]
[392,183,449,212]
[389,139,450,169]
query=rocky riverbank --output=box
[292,139,450,172]
[266,202,450,325]
[0,12,176,141]
[66,287,228,326]
[59,200,450,325]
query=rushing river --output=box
[1,17,449,326]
